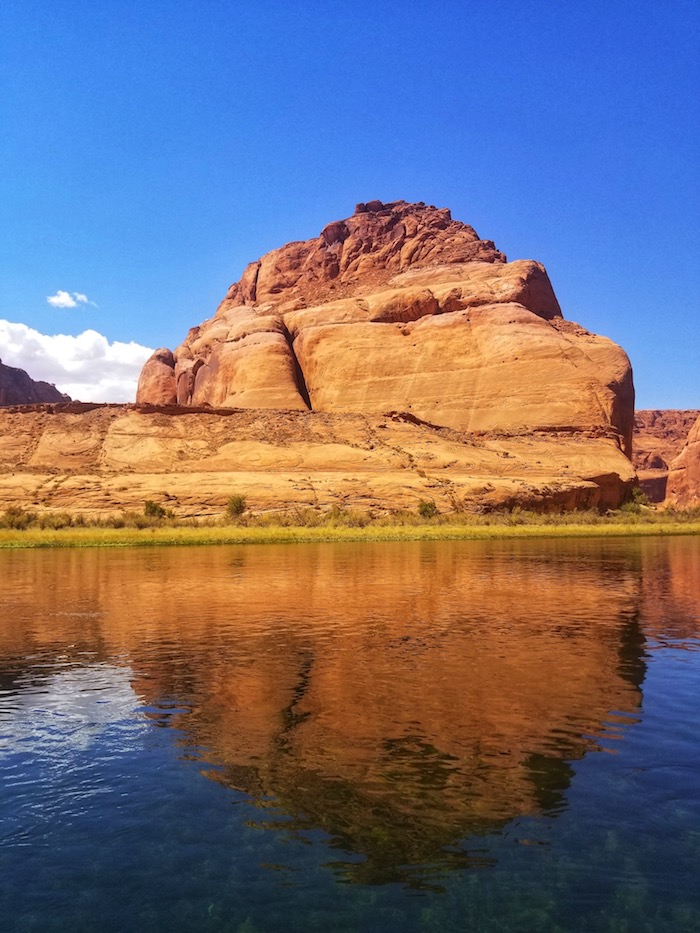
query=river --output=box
[1,537,699,931]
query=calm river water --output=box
[1,536,699,932]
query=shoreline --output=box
[1,520,699,549]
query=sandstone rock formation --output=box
[0,202,636,515]
[0,402,635,516]
[666,414,700,506]
[136,200,634,463]
[0,359,70,405]
[633,410,700,501]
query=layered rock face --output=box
[667,414,700,506]
[0,359,70,405]
[137,200,634,459]
[0,402,635,515]
[633,410,700,502]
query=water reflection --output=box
[2,537,698,887]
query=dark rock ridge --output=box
[0,359,70,405]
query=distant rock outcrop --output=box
[136,200,634,465]
[0,359,70,405]
[633,410,700,502]
[667,414,700,507]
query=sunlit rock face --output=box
[0,359,69,405]
[0,403,635,514]
[132,348,177,407]
[136,200,634,460]
[2,541,660,883]
[666,414,700,506]
[0,202,634,513]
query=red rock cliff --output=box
[633,410,700,502]
[137,200,634,457]
[666,414,700,507]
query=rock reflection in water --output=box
[0,538,664,886]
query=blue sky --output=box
[1,0,698,405]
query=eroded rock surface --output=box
[0,201,634,514]
[0,403,634,516]
[136,200,633,462]
[633,410,700,502]
[667,414,700,507]
[0,359,70,405]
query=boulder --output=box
[135,348,176,405]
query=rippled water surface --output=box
[1,536,699,931]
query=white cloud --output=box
[0,319,153,403]
[47,290,93,308]
[47,290,78,308]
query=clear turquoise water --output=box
[1,537,699,931]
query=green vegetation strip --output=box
[1,521,699,549]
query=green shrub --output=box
[126,510,156,528]
[323,505,369,528]
[37,511,74,530]
[226,494,247,518]
[619,485,651,514]
[417,500,438,519]
[144,500,167,519]
[1,507,36,530]
[630,485,650,506]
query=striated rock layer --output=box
[0,402,634,515]
[667,414,700,507]
[137,200,634,465]
[0,359,70,406]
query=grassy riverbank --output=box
[1,514,699,549]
